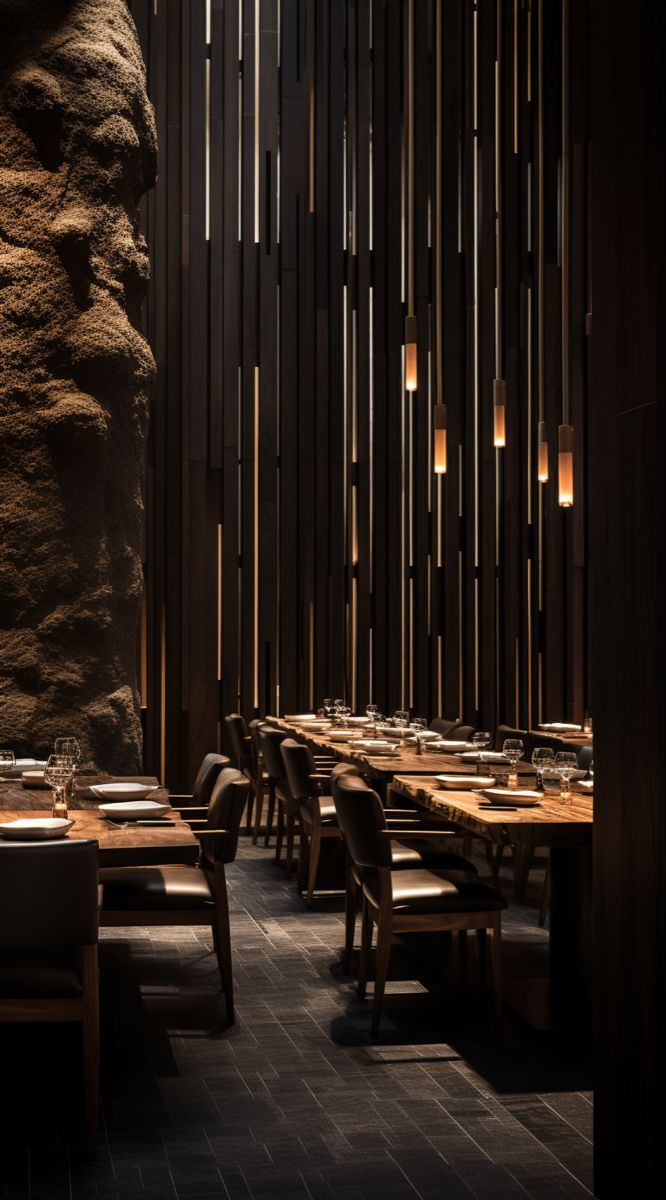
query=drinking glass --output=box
[323,698,333,716]
[394,709,409,732]
[541,767,561,797]
[503,738,524,788]
[554,751,578,799]
[0,750,16,773]
[366,703,378,721]
[411,717,427,733]
[532,747,555,790]
[339,705,351,728]
[43,754,71,818]
[471,732,492,774]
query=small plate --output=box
[0,818,73,841]
[98,799,170,820]
[90,783,160,803]
[436,775,496,790]
[21,770,49,789]
[327,731,364,742]
[0,759,47,779]
[458,750,507,763]
[482,787,541,807]
[538,723,581,732]
[345,716,372,725]
[283,713,318,722]
[357,744,399,756]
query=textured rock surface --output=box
[0,0,156,770]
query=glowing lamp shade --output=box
[433,403,447,474]
[493,378,506,447]
[558,423,574,507]
[537,420,549,483]
[404,315,418,391]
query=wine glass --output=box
[471,732,492,774]
[366,703,379,727]
[394,709,409,733]
[43,754,72,818]
[503,738,524,788]
[323,698,333,716]
[339,705,351,728]
[411,717,427,753]
[0,750,16,774]
[532,746,555,790]
[554,751,578,799]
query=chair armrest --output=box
[97,884,104,910]
[309,773,332,783]
[191,828,229,839]
[168,793,194,801]
[171,805,209,815]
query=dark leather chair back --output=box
[280,739,316,802]
[203,767,249,867]
[248,718,269,757]
[0,841,99,949]
[451,724,475,742]
[429,718,460,737]
[576,744,594,771]
[495,725,528,751]
[259,727,289,783]
[192,752,230,805]
[224,713,250,766]
[332,774,391,870]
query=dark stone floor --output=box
[0,842,593,1200]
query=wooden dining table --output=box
[392,773,593,1031]
[0,775,199,866]
[266,717,533,787]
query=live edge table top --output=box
[392,775,593,847]
[0,775,199,866]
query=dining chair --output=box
[332,773,506,1035]
[429,717,463,737]
[0,839,100,1149]
[279,739,347,905]
[224,713,255,833]
[494,724,528,750]
[449,724,475,742]
[247,719,274,844]
[259,726,297,874]
[168,751,230,809]
[100,768,249,1024]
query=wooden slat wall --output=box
[129,0,591,787]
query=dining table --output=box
[0,775,199,866]
[392,773,593,1031]
[266,716,534,788]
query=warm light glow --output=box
[558,423,574,507]
[493,378,506,447]
[537,420,549,482]
[434,403,447,474]
[405,315,417,391]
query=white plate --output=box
[538,723,581,732]
[345,716,372,725]
[459,750,507,763]
[357,744,399,756]
[283,713,318,722]
[97,799,170,820]
[327,731,364,742]
[90,783,160,803]
[436,775,496,790]
[0,758,47,779]
[482,787,541,807]
[356,740,399,751]
[0,818,73,841]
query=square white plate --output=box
[0,818,73,840]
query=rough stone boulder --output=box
[0,0,156,771]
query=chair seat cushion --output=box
[0,949,83,998]
[390,840,476,873]
[100,866,213,911]
[364,868,506,915]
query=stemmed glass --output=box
[323,698,333,717]
[532,747,555,790]
[366,703,379,727]
[44,754,72,818]
[338,705,351,728]
[394,710,409,734]
[411,717,427,753]
[471,732,492,774]
[554,751,578,800]
[503,738,524,789]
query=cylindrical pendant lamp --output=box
[493,379,507,448]
[558,423,574,507]
[433,403,447,474]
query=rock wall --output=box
[0,0,157,771]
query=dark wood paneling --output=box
[589,0,665,1194]
[130,0,591,788]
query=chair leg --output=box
[372,916,393,1036]
[81,944,99,1154]
[285,809,296,878]
[342,856,357,972]
[265,785,276,848]
[245,790,254,834]
[512,842,533,901]
[358,901,372,1000]
[538,856,551,926]
[305,821,322,905]
[252,783,264,843]
[488,914,503,1031]
[214,863,235,1024]
[274,799,285,864]
[297,820,309,895]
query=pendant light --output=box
[432,0,446,473]
[493,21,506,449]
[537,421,549,482]
[493,379,506,447]
[558,423,574,506]
[404,0,417,392]
[434,404,447,474]
[558,0,574,507]
[536,2,548,484]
